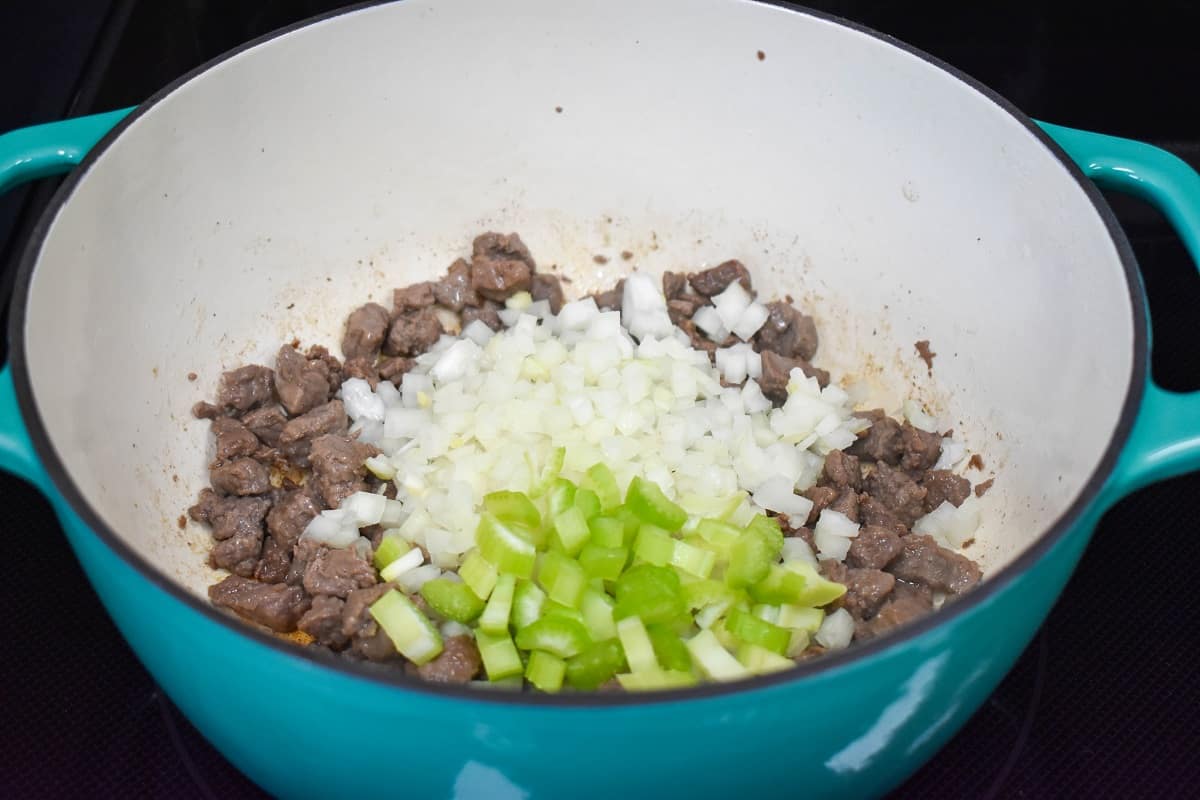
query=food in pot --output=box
[188,232,987,690]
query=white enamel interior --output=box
[22,0,1134,596]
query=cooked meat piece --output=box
[254,534,293,584]
[688,260,752,296]
[416,635,482,684]
[922,470,971,511]
[342,584,398,662]
[342,302,390,360]
[462,300,504,331]
[759,350,830,402]
[298,595,350,649]
[755,301,818,361]
[342,356,379,388]
[900,423,942,472]
[829,488,860,523]
[378,356,415,384]
[210,458,271,496]
[859,495,909,535]
[303,547,377,598]
[309,434,379,508]
[275,345,333,417]
[470,232,535,301]
[304,345,345,389]
[208,524,264,577]
[846,525,904,570]
[662,271,689,300]
[864,463,928,526]
[191,402,221,420]
[856,580,933,639]
[267,488,322,549]
[393,282,437,312]
[531,273,566,314]
[215,365,275,414]
[434,258,480,310]
[590,279,625,311]
[803,485,838,526]
[887,534,982,594]
[667,297,707,325]
[676,318,718,358]
[279,400,348,446]
[241,405,287,447]
[188,489,271,541]
[822,449,862,491]
[384,308,443,357]
[286,538,323,587]
[848,410,905,465]
[211,417,260,461]
[208,575,310,632]
[836,566,897,620]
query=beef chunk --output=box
[287,538,322,587]
[676,318,718,358]
[759,350,830,402]
[848,410,904,465]
[275,345,333,417]
[393,282,436,312]
[279,400,348,449]
[531,273,565,314]
[822,449,862,491]
[378,356,415,384]
[864,463,928,526]
[343,356,379,388]
[267,488,322,549]
[385,308,443,357]
[470,232,535,301]
[191,402,221,420]
[210,458,271,496]
[309,434,379,509]
[216,365,275,414]
[241,405,287,447]
[755,301,818,361]
[303,547,377,598]
[208,524,264,577]
[667,297,707,326]
[688,260,751,296]
[188,489,271,541]
[900,423,942,472]
[461,300,504,331]
[857,581,933,639]
[922,470,971,511]
[342,584,397,662]
[829,489,860,523]
[434,258,480,310]
[836,566,897,620]
[342,302,390,360]
[803,485,838,526]
[846,525,903,570]
[211,417,259,461]
[859,495,909,535]
[416,635,482,684]
[662,271,689,300]
[887,534,982,594]
[298,595,350,649]
[254,534,293,584]
[590,279,625,311]
[209,575,310,632]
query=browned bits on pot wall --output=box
[757,50,766,61]
[975,478,994,497]
[968,454,984,470]
[915,339,936,374]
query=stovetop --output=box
[2,3,1199,797]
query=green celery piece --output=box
[613,505,642,546]
[537,550,588,607]
[686,629,749,682]
[579,588,617,641]
[616,616,659,673]
[541,600,586,627]
[694,597,735,630]
[515,615,591,658]
[552,506,591,557]
[479,573,517,634]
[782,561,848,606]
[738,642,795,674]
[484,490,542,529]
[616,669,698,690]
[547,478,578,518]
[420,578,486,623]
[510,580,547,630]
[633,524,675,566]
[475,629,523,680]
[373,534,408,572]
[670,538,716,578]
[458,550,498,601]
[584,463,622,511]
[476,514,536,578]
[682,579,737,610]
[694,518,741,551]
[786,629,812,658]
[647,624,693,672]
[587,515,626,548]
[579,544,628,582]
[625,476,688,531]
[725,607,791,654]
[565,638,626,690]
[525,650,567,692]
[528,446,566,498]
[752,604,781,624]
[574,487,602,520]
[369,590,443,665]
[676,491,746,520]
[748,565,809,605]
[725,526,775,589]
[777,604,825,633]
[744,514,784,556]
[613,564,686,625]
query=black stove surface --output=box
[2,3,1199,798]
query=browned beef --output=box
[385,308,443,357]
[267,488,322,549]
[822,449,862,491]
[393,282,436,312]
[759,350,830,402]
[208,575,310,632]
[279,400,348,449]
[859,495,909,535]
[922,470,971,511]
[275,345,333,417]
[461,300,503,331]
[254,534,293,584]
[433,258,479,310]
[241,405,287,447]
[417,635,482,684]
[591,279,625,312]
[211,417,259,461]
[864,463,927,526]
[188,489,271,542]
[298,595,350,649]
[208,525,263,577]
[887,534,982,594]
[662,271,689,299]
[470,232,534,301]
[848,410,904,464]
[838,566,896,619]
[900,423,942,472]
[215,365,275,414]
[846,525,903,570]
[377,357,414,385]
[287,538,323,587]
[210,458,271,496]
[755,301,818,361]
[342,356,379,388]
[667,297,707,325]
[803,485,838,526]
[342,302,390,360]
[302,547,377,598]
[688,260,751,296]
[829,488,860,523]
[309,434,378,509]
[856,580,933,639]
[342,584,397,662]
[531,273,565,314]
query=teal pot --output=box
[2,2,1199,798]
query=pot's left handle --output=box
[0,108,132,485]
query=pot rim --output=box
[6,0,1146,708]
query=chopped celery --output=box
[614,564,686,625]
[579,544,628,582]
[420,578,486,623]
[647,624,693,672]
[633,524,675,566]
[458,550,498,601]
[625,476,688,531]
[484,490,541,529]
[579,588,617,641]
[748,564,810,605]
[676,491,746,520]
[380,548,424,582]
[476,514,536,578]
[475,629,523,681]
[726,607,791,654]
[786,629,811,658]
[528,446,566,498]
[546,478,577,518]
[752,604,781,624]
[738,642,795,674]
[551,506,591,556]
[538,551,588,607]
[373,534,408,571]
[744,514,785,555]
[616,616,659,673]
[584,463,622,511]
[670,539,717,578]
[686,629,749,682]
[616,669,698,690]
[613,505,642,546]
[511,580,547,630]
[695,597,735,630]
[694,519,741,551]
[369,590,443,665]
[525,650,566,692]
[565,639,626,690]
[587,516,626,548]
[542,600,586,626]
[682,579,737,610]
[479,573,517,634]
[574,487,602,520]
[782,561,848,606]
[515,615,591,658]
[725,525,776,589]
[777,604,825,633]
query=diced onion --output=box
[913,497,981,548]
[814,608,854,650]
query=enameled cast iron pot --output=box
[3,1,1200,797]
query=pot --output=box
[2,1,1199,797]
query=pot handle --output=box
[1041,122,1200,498]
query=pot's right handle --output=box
[1040,122,1200,498]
